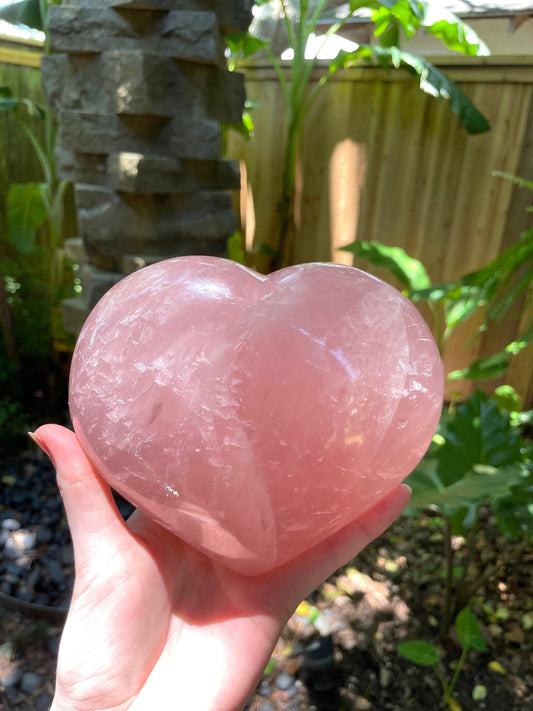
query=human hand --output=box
[32,424,410,711]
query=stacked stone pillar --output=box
[41,0,252,332]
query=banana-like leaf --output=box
[420,4,490,57]
[371,0,490,56]
[340,239,431,290]
[331,45,490,135]
[372,1,425,40]
[0,0,44,31]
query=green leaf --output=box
[453,564,464,580]
[242,111,254,134]
[0,96,20,112]
[333,45,490,135]
[443,287,485,330]
[487,264,533,325]
[0,0,45,31]
[455,608,486,652]
[398,640,440,666]
[420,5,490,57]
[442,226,533,332]
[340,239,431,290]
[493,171,533,192]
[226,32,268,58]
[406,391,530,525]
[371,1,490,57]
[473,685,488,701]
[378,21,401,49]
[493,491,533,540]
[405,456,442,499]
[510,409,533,428]
[226,110,254,140]
[6,183,49,254]
[254,241,276,257]
[308,605,320,625]
[0,88,46,119]
[435,391,524,487]
[18,97,46,120]
[372,1,424,39]
[227,231,246,265]
[0,84,19,111]
[408,465,527,514]
[448,327,533,382]
[447,353,511,382]
[263,657,276,675]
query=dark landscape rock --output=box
[20,671,42,694]
[36,690,54,711]
[0,449,134,611]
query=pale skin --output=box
[32,424,410,711]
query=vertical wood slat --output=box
[227,62,533,405]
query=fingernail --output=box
[28,431,54,464]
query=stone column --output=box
[41,0,252,332]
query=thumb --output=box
[30,424,130,573]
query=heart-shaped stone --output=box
[69,256,443,574]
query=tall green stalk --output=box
[271,0,368,269]
[229,0,490,271]
[0,0,71,352]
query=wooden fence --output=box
[227,58,533,406]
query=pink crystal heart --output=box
[69,256,443,574]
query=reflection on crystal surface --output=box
[69,256,444,574]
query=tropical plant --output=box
[227,0,491,270]
[0,0,73,352]
[398,607,487,711]
[0,84,68,253]
[0,81,76,368]
[406,389,532,630]
[0,0,76,444]
[0,0,60,42]
[342,233,533,360]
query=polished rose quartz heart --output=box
[69,256,443,574]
